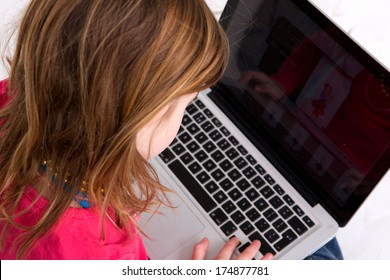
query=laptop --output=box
[140,0,390,260]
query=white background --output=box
[1,0,389,259]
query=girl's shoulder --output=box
[16,186,148,260]
[0,79,7,91]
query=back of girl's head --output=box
[0,0,228,258]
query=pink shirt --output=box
[0,79,148,259]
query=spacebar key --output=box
[168,160,217,212]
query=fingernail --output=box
[265,253,274,260]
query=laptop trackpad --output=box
[139,194,206,259]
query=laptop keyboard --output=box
[159,99,316,256]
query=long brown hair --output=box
[0,0,228,258]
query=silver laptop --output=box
[140,0,390,260]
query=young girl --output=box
[0,0,273,260]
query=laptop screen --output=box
[212,0,390,225]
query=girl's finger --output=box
[235,240,261,260]
[214,237,241,260]
[192,238,209,260]
[260,252,274,260]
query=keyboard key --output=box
[220,159,233,172]
[203,141,217,153]
[209,130,223,141]
[168,160,216,212]
[217,139,231,151]
[263,208,278,222]
[211,117,222,127]
[219,178,234,191]
[303,216,315,228]
[226,147,239,160]
[181,115,192,126]
[264,229,280,243]
[201,121,214,132]
[283,229,298,242]
[237,178,251,191]
[210,208,228,225]
[254,198,269,212]
[195,132,208,144]
[282,194,295,206]
[255,164,266,175]
[259,186,275,199]
[246,155,257,165]
[178,132,192,144]
[188,162,202,174]
[246,208,261,221]
[203,159,217,171]
[186,104,198,115]
[211,150,225,162]
[194,150,208,162]
[243,166,256,179]
[238,242,251,253]
[248,232,276,255]
[269,196,284,209]
[228,168,242,181]
[187,141,200,153]
[195,100,205,109]
[210,168,224,181]
[213,190,228,204]
[193,112,206,124]
[233,157,248,169]
[228,188,243,201]
[274,229,297,252]
[293,205,305,217]
[237,198,251,211]
[237,145,248,155]
[221,221,237,237]
[231,210,245,224]
[240,221,255,235]
[205,181,219,194]
[272,218,288,233]
[159,148,175,163]
[264,174,275,185]
[196,171,210,184]
[203,108,214,118]
[278,206,293,219]
[273,184,285,195]
[172,143,186,155]
[251,176,266,189]
[288,216,308,236]
[245,188,260,201]
[180,152,194,165]
[222,200,237,214]
[220,126,231,136]
[254,218,270,232]
[187,123,200,135]
[228,135,239,146]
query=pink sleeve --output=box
[0,79,10,109]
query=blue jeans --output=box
[304,238,344,260]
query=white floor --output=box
[1,0,389,259]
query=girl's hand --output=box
[192,237,274,260]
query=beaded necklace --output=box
[40,160,99,208]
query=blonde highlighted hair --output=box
[0,0,228,258]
